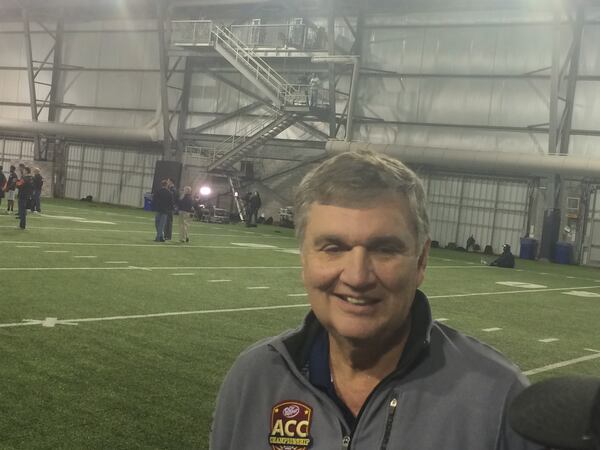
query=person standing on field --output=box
[210,151,544,450]
[178,186,194,243]
[32,167,43,213]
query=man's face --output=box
[300,194,430,345]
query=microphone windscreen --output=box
[508,376,600,450]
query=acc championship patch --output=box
[268,400,313,450]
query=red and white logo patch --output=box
[268,400,313,450]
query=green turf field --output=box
[1,198,599,449]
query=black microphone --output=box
[508,376,600,450]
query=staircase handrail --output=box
[212,25,300,103]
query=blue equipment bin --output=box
[143,193,153,211]
[519,238,538,260]
[554,241,573,264]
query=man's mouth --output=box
[336,295,377,306]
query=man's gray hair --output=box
[294,151,430,249]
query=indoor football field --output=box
[1,198,599,449]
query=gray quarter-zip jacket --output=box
[210,291,544,450]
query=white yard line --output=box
[524,349,600,375]
[105,261,128,264]
[538,338,559,343]
[0,303,311,328]
[72,256,97,259]
[208,279,231,283]
[0,265,302,272]
[171,273,195,276]
[247,286,270,290]
[287,293,308,297]
[44,250,69,253]
[428,284,600,299]
[16,245,40,248]
[482,327,502,332]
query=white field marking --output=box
[538,338,559,343]
[428,284,600,299]
[515,269,523,272]
[73,255,97,259]
[0,303,313,329]
[0,240,280,250]
[105,261,128,264]
[231,242,278,248]
[566,276,576,279]
[247,286,270,290]
[584,348,600,353]
[208,279,231,283]
[39,214,116,225]
[278,249,301,254]
[287,293,308,297]
[16,245,40,248]
[0,265,302,272]
[128,266,152,271]
[20,318,78,328]
[563,291,600,297]
[524,350,600,375]
[44,204,148,219]
[171,273,195,276]
[482,327,503,332]
[44,250,69,253]
[539,272,549,275]
[496,281,547,289]
[436,318,449,322]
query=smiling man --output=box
[210,151,543,450]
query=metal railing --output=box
[230,23,307,49]
[170,20,213,46]
[212,25,301,105]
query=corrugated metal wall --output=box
[0,137,35,164]
[422,172,529,253]
[65,143,159,207]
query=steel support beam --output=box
[185,101,263,135]
[559,2,585,156]
[22,7,41,158]
[548,10,561,156]
[204,70,328,141]
[345,11,363,141]
[157,0,172,160]
[327,4,337,138]
[175,57,192,162]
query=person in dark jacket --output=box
[490,244,516,268]
[6,165,17,213]
[177,186,194,243]
[164,178,177,240]
[152,179,174,242]
[16,166,33,229]
[210,151,542,450]
[0,165,6,210]
[245,191,262,227]
[32,167,43,213]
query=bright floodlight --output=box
[199,186,212,196]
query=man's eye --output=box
[375,246,400,254]
[322,245,343,253]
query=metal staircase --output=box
[208,111,298,171]
[211,25,306,109]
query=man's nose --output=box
[339,247,376,288]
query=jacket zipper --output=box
[341,435,351,449]
[379,396,398,450]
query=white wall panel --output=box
[0,138,35,164]
[422,172,528,253]
[65,144,159,207]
